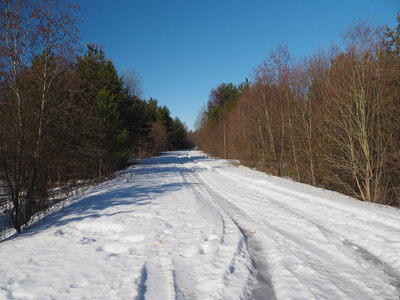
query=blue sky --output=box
[75,0,399,130]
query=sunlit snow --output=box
[1,150,399,299]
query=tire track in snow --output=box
[233,185,400,295]
[213,167,400,230]
[196,176,276,300]
[204,165,400,294]
[177,161,275,300]
[190,160,399,299]
[176,161,257,299]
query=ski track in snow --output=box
[0,150,399,299]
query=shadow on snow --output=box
[10,150,207,240]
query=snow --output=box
[0,150,399,299]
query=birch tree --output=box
[324,20,390,203]
[0,0,81,232]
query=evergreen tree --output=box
[168,117,188,150]
[76,45,130,178]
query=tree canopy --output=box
[196,17,400,208]
[0,1,192,233]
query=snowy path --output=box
[0,150,399,299]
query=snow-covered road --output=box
[1,150,399,299]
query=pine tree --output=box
[76,45,129,178]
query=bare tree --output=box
[292,50,330,186]
[324,20,390,203]
[121,68,144,99]
[252,65,278,174]
[194,17,400,207]
[0,0,81,232]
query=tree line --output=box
[196,16,400,207]
[0,0,193,233]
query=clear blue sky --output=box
[75,0,399,130]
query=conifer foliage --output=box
[0,0,191,233]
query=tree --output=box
[381,13,400,206]
[149,122,168,156]
[0,0,82,232]
[76,45,133,178]
[195,17,400,207]
[168,117,188,150]
[197,82,246,158]
[323,20,392,203]
[292,51,329,186]
[123,98,152,159]
[251,55,280,175]
[121,68,144,99]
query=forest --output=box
[0,0,193,232]
[196,16,400,208]
[1,0,399,235]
